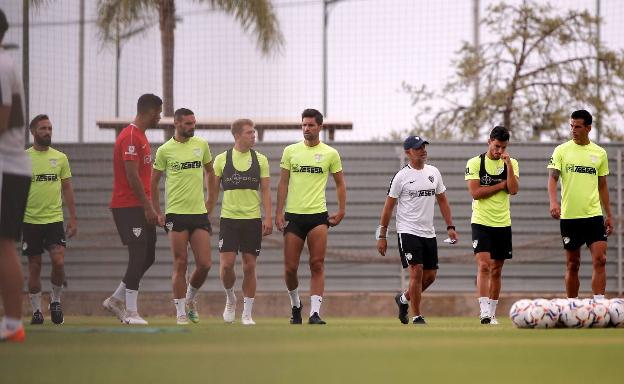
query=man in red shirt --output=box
[103,94,162,325]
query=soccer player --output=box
[376,136,457,325]
[0,8,31,342]
[209,119,272,325]
[547,110,612,301]
[23,114,77,325]
[104,93,162,325]
[275,108,346,325]
[465,126,519,324]
[151,108,215,325]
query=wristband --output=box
[447,225,456,231]
[375,225,387,240]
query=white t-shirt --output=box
[387,163,446,238]
[0,48,30,176]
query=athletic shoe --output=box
[124,311,148,325]
[223,301,236,323]
[0,326,25,343]
[49,302,64,325]
[412,316,427,325]
[31,310,44,325]
[187,299,200,324]
[480,315,491,324]
[394,293,409,324]
[177,314,189,325]
[290,304,303,324]
[308,312,326,325]
[490,316,499,325]
[241,315,256,325]
[102,296,126,322]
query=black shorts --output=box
[22,222,66,256]
[219,218,262,256]
[560,216,607,250]
[164,213,211,235]
[397,233,439,270]
[471,223,512,260]
[112,207,157,245]
[284,212,329,240]
[0,173,30,241]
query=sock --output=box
[173,298,186,317]
[51,284,63,303]
[488,299,498,317]
[288,288,301,308]
[243,297,254,318]
[567,297,579,300]
[29,292,42,313]
[593,294,605,301]
[125,289,138,312]
[310,295,322,316]
[224,287,236,303]
[399,293,408,305]
[186,284,199,302]
[112,282,126,301]
[478,297,490,315]
[1,317,23,333]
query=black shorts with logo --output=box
[219,218,262,256]
[471,223,512,260]
[112,207,157,246]
[0,173,30,241]
[397,233,439,270]
[164,213,212,235]
[22,221,66,256]
[560,216,607,250]
[284,212,330,240]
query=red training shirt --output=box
[110,124,152,208]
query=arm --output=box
[204,161,216,215]
[376,196,397,256]
[260,177,273,236]
[150,169,164,226]
[501,154,519,195]
[61,178,78,238]
[598,175,613,236]
[328,171,346,227]
[275,168,290,232]
[125,161,158,225]
[547,169,561,219]
[435,192,457,242]
[467,179,507,200]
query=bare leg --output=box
[307,225,328,296]
[169,231,190,298]
[565,248,581,297]
[283,233,305,291]
[588,241,607,295]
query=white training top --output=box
[387,163,446,238]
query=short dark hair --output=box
[0,9,8,39]
[489,125,510,142]
[136,94,162,114]
[301,108,323,125]
[174,108,194,121]
[571,110,592,126]
[29,114,50,130]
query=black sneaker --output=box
[290,304,302,324]
[480,316,491,324]
[49,302,64,325]
[412,316,426,325]
[31,310,44,325]
[394,293,409,324]
[308,312,326,325]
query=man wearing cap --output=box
[465,126,519,324]
[376,136,457,325]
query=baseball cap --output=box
[403,135,429,150]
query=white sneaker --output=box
[223,301,236,323]
[124,311,148,325]
[490,316,499,325]
[103,296,126,322]
[241,315,256,325]
[479,311,491,324]
[177,314,189,325]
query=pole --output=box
[78,0,85,142]
[22,0,29,147]
[617,149,622,295]
[396,146,406,291]
[472,0,480,139]
[322,1,329,142]
[115,21,120,117]
[595,0,601,142]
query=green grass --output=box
[2,316,623,384]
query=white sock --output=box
[288,288,301,308]
[125,289,138,312]
[1,317,23,332]
[243,297,254,318]
[478,297,490,315]
[399,293,408,304]
[112,282,126,301]
[186,284,199,302]
[593,294,605,301]
[51,284,63,303]
[224,287,236,303]
[29,292,42,312]
[488,299,498,317]
[173,298,186,317]
[567,297,579,300]
[310,295,322,316]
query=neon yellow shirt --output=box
[280,141,342,214]
[213,148,270,219]
[24,147,71,224]
[465,155,519,227]
[547,140,609,219]
[153,137,212,214]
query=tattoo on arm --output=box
[549,169,560,181]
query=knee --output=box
[29,257,43,270]
[284,262,299,277]
[196,258,212,273]
[221,260,235,273]
[173,257,188,273]
[593,254,607,269]
[309,260,324,275]
[490,267,502,279]
[477,261,489,274]
[242,261,256,276]
[567,259,581,272]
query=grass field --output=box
[1,316,623,384]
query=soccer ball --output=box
[509,299,533,328]
[526,299,558,328]
[608,298,624,327]
[586,299,610,328]
[560,299,593,328]
[550,298,569,327]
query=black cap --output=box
[0,9,8,36]
[403,135,429,150]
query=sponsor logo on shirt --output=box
[292,164,323,174]
[171,160,202,172]
[565,163,596,175]
[548,157,555,166]
[408,188,436,198]
[34,174,58,182]
[224,172,258,185]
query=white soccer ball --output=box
[560,299,593,328]
[526,299,558,328]
[550,298,569,327]
[608,298,624,327]
[509,299,533,328]
[586,299,611,328]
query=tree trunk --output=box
[159,0,176,140]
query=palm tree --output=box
[96,0,283,138]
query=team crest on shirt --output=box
[428,175,434,183]
[132,227,142,237]
[590,155,597,164]
[49,158,57,168]
[495,166,504,175]
[314,154,323,163]
[563,237,570,245]
[472,240,478,249]
[193,148,201,157]
[144,155,151,164]
[127,145,135,154]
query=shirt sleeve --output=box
[153,146,166,171]
[329,149,343,174]
[213,153,225,178]
[120,134,140,162]
[203,140,212,164]
[279,146,291,171]
[597,149,609,176]
[512,158,520,178]
[387,171,402,198]
[434,167,446,194]
[259,153,270,178]
[60,154,72,180]
[464,157,479,180]
[547,146,561,171]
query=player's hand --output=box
[500,152,512,165]
[275,213,286,232]
[144,205,159,225]
[157,213,165,227]
[328,210,345,227]
[262,217,273,236]
[448,228,458,243]
[549,202,561,219]
[65,218,77,238]
[605,215,613,236]
[377,238,387,256]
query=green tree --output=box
[403,1,624,141]
[96,0,283,138]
